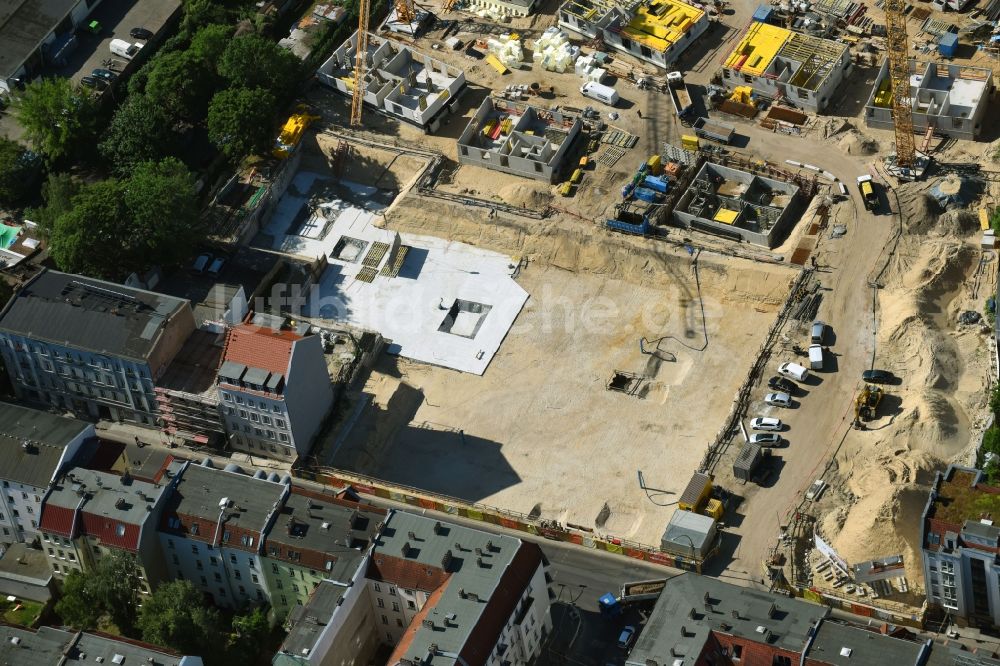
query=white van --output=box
[808,344,824,370]
[778,361,809,382]
[110,39,142,60]
[580,82,619,106]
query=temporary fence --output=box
[294,465,704,572]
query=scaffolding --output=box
[885,0,915,169]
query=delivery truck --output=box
[693,117,735,144]
[667,71,694,117]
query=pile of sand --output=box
[819,118,878,155]
[821,208,989,587]
[498,182,556,209]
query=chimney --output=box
[486,539,494,551]
[689,608,697,619]
[768,603,778,618]
[401,541,410,557]
[408,530,417,540]
[458,588,467,599]
[732,609,741,620]
[434,521,444,535]
[441,549,453,570]
[454,541,462,551]
[477,556,484,568]
[422,619,434,628]
[681,625,687,637]
[475,547,483,556]
[704,591,711,605]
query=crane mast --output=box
[884,0,916,170]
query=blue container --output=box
[753,5,773,23]
[643,175,669,194]
[634,187,659,203]
[621,183,635,199]
[938,33,958,57]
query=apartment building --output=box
[273,509,552,666]
[37,463,181,591]
[158,460,289,608]
[0,270,195,425]
[0,624,203,666]
[0,402,94,545]
[261,486,386,622]
[155,329,226,447]
[218,318,334,461]
[920,465,1000,628]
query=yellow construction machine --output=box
[853,385,884,427]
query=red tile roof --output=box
[39,504,77,538]
[223,325,301,375]
[79,511,141,552]
[367,553,451,593]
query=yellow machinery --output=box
[678,472,713,513]
[395,0,415,23]
[273,111,320,158]
[729,85,756,107]
[884,0,916,169]
[681,134,700,151]
[854,385,884,426]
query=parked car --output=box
[767,376,796,393]
[778,361,809,382]
[91,68,117,82]
[192,253,212,273]
[750,433,781,446]
[750,417,782,431]
[80,75,104,89]
[617,625,636,649]
[765,392,792,408]
[811,320,828,345]
[862,369,893,384]
[806,479,827,501]
[130,27,154,40]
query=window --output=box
[262,416,271,425]
[796,87,808,99]
[272,563,279,574]
[273,405,280,413]
[190,524,199,536]
[234,570,242,580]
[210,557,217,566]
[93,546,100,554]
[172,554,179,565]
[197,561,204,571]
[377,598,384,608]
[116,523,126,537]
[214,572,222,582]
[235,396,243,404]
[275,419,285,428]
[239,585,246,595]
[276,580,283,590]
[392,602,400,612]
[734,645,743,660]
[374,583,381,592]
[222,531,231,543]
[250,413,259,423]
[167,539,174,550]
[389,586,396,596]
[241,535,254,547]
[239,409,248,419]
[407,600,415,610]
[191,545,199,554]
[743,74,753,83]
[223,393,232,402]
[279,433,289,443]
[252,574,259,583]
[381,615,388,625]
[247,399,255,408]
[248,557,255,569]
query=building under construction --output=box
[864,60,994,141]
[457,98,582,183]
[557,0,708,69]
[721,21,851,113]
[317,31,467,131]
[673,161,801,247]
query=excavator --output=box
[853,385,884,428]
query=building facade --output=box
[37,464,180,591]
[218,320,334,461]
[154,329,226,446]
[0,402,93,545]
[0,624,203,666]
[158,461,289,609]
[0,270,195,425]
[721,21,851,113]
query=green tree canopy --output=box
[0,137,39,208]
[12,77,99,164]
[219,34,302,98]
[47,158,201,278]
[180,0,231,36]
[54,570,101,630]
[145,50,217,120]
[207,86,276,161]
[27,172,78,237]
[99,95,177,174]
[228,606,272,661]
[190,23,233,72]
[138,580,223,657]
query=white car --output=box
[750,417,782,431]
[750,433,781,446]
[765,392,792,408]
[806,479,827,501]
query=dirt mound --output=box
[836,129,879,156]
[498,182,554,209]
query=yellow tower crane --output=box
[883,0,918,176]
[395,0,416,24]
[335,0,371,171]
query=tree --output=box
[124,158,202,267]
[219,34,302,98]
[208,87,276,161]
[0,137,39,208]
[990,383,1000,418]
[12,77,99,164]
[90,551,142,633]
[99,96,176,174]
[180,0,231,36]
[190,24,233,72]
[27,172,78,237]
[228,607,272,660]
[145,51,217,120]
[48,179,127,278]
[139,580,222,656]
[54,570,101,630]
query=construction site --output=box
[258,0,1000,629]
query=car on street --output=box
[806,479,828,501]
[778,361,809,382]
[80,75,105,89]
[862,369,893,383]
[765,392,792,407]
[192,253,212,273]
[207,256,226,276]
[768,376,796,393]
[130,27,154,40]
[617,625,636,649]
[750,433,781,446]
[91,68,117,82]
[750,417,782,431]
[811,320,828,345]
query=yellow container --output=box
[704,498,724,520]
[559,182,573,196]
[579,156,589,169]
[681,135,700,151]
[570,168,583,184]
[647,154,662,175]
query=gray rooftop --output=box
[628,574,829,666]
[156,330,224,399]
[0,402,90,488]
[807,621,926,666]
[661,510,716,557]
[0,0,78,80]
[166,462,286,527]
[279,578,361,662]
[962,520,1000,541]
[267,489,381,580]
[0,625,189,666]
[372,511,523,665]
[0,543,53,584]
[0,270,189,361]
[49,465,177,528]
[927,642,1000,666]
